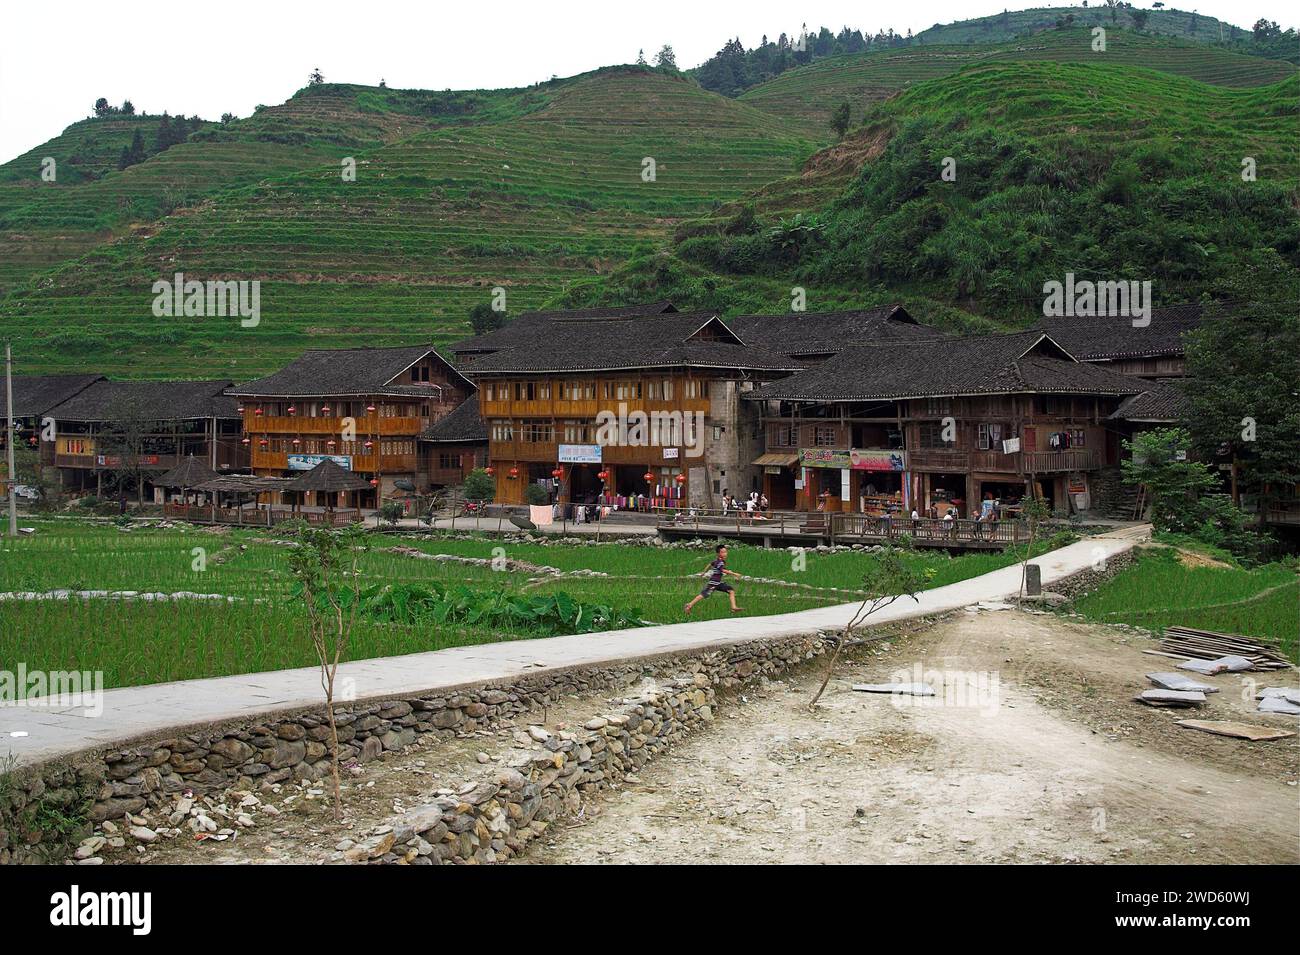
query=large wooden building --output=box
[1038,304,1203,379]
[746,332,1145,517]
[227,345,474,507]
[452,308,801,506]
[40,378,245,499]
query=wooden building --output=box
[0,374,104,472]
[42,379,245,499]
[227,345,473,508]
[453,309,800,506]
[418,393,488,487]
[1038,304,1204,379]
[746,332,1144,517]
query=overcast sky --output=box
[2,0,1295,163]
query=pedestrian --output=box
[684,544,743,615]
[721,491,731,515]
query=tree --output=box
[1184,253,1300,503]
[97,396,153,506]
[286,522,369,821]
[1130,9,1149,31]
[220,112,235,124]
[468,302,506,335]
[117,129,147,170]
[636,48,647,66]
[461,467,496,503]
[93,97,113,118]
[309,67,325,86]
[829,101,852,140]
[120,99,135,115]
[809,545,933,707]
[1017,494,1052,600]
[654,44,677,70]
[1121,428,1218,533]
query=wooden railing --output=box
[162,503,365,527]
[244,415,423,436]
[832,513,1029,544]
[1022,449,1099,473]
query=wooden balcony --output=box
[244,415,422,436]
[1022,449,1099,473]
[907,449,970,471]
[480,398,710,418]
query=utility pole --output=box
[5,340,18,536]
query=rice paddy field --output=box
[1071,546,1300,660]
[0,518,1052,690]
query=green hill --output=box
[554,61,1300,324]
[0,67,816,377]
[740,27,1296,133]
[0,84,503,296]
[914,5,1250,46]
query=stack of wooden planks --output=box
[1143,626,1293,672]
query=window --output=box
[1034,396,1061,416]
[438,452,462,470]
[684,379,704,399]
[614,380,642,400]
[536,381,551,400]
[411,365,430,383]
[768,424,795,448]
[814,427,837,448]
[1068,428,1086,447]
[521,422,553,443]
[491,422,514,442]
[919,422,955,448]
[563,421,591,443]
[926,397,950,416]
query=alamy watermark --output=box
[1042,272,1152,327]
[1,665,104,717]
[151,272,260,327]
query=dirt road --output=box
[524,609,1299,864]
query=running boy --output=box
[684,544,743,615]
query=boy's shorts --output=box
[700,581,733,598]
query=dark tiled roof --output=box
[1037,304,1204,360]
[746,332,1145,402]
[47,379,239,421]
[228,345,468,397]
[419,394,487,443]
[451,301,678,354]
[1108,380,1190,422]
[457,313,800,375]
[727,305,940,356]
[0,374,104,418]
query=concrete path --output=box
[0,527,1149,768]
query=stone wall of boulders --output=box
[341,673,717,864]
[1,630,833,864]
[1047,547,1137,602]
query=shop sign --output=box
[558,444,602,464]
[850,448,905,471]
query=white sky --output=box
[2,0,1295,163]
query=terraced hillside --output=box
[913,5,1249,45]
[740,28,1296,132]
[0,84,504,296]
[0,67,816,377]
[559,61,1300,323]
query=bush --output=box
[523,483,550,506]
[462,468,495,503]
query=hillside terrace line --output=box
[6,300,1289,538]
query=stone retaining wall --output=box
[1,630,833,864]
[343,673,718,864]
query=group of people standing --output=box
[720,490,769,520]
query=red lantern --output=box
[291,438,301,446]
[28,436,38,446]
[597,470,609,481]
[551,468,563,479]
[674,473,686,484]
[254,407,263,416]
[366,404,377,413]
[484,466,495,476]
[286,405,296,415]
[326,439,336,448]
[236,405,244,414]
[363,439,373,449]
[369,478,378,487]
[259,438,268,448]
[320,404,331,414]
[241,437,251,445]
[643,471,655,483]
[508,466,519,480]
